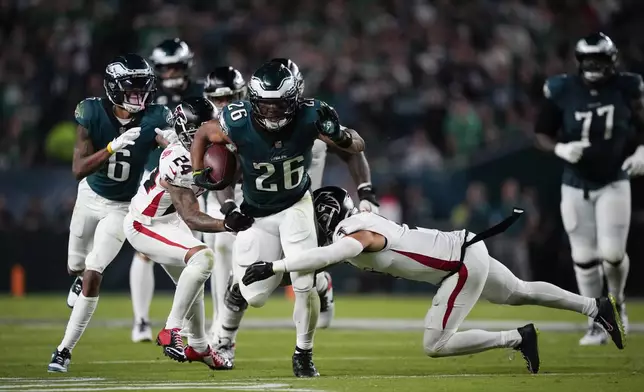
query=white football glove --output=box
[359,199,379,213]
[108,127,140,153]
[622,145,644,176]
[155,127,179,144]
[554,140,590,164]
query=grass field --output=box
[0,294,643,392]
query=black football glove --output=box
[222,201,254,232]
[193,168,219,190]
[315,103,351,147]
[357,184,380,212]
[242,261,275,285]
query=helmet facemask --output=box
[104,61,156,114]
[156,62,190,90]
[205,87,247,111]
[173,105,197,150]
[251,95,298,131]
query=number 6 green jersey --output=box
[219,98,323,217]
[74,97,172,201]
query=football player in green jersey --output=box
[129,38,206,344]
[49,54,173,373]
[535,32,644,345]
[271,57,379,330]
[191,62,365,377]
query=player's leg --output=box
[422,242,539,373]
[279,193,321,377]
[315,271,334,328]
[129,252,154,342]
[124,215,214,362]
[596,180,631,333]
[560,184,605,345]
[128,170,156,343]
[49,203,128,373]
[481,255,624,349]
[65,183,101,309]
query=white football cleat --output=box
[579,323,608,346]
[132,320,153,343]
[317,272,334,329]
[66,276,83,309]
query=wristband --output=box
[106,142,114,155]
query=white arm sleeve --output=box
[272,236,364,273]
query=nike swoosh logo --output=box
[170,169,177,176]
[599,316,614,332]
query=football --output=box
[203,144,238,189]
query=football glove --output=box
[242,261,275,285]
[221,201,254,232]
[155,127,179,144]
[622,145,644,176]
[357,183,380,213]
[107,127,140,154]
[316,103,352,147]
[554,140,590,164]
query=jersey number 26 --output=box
[254,156,305,192]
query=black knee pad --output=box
[574,259,601,269]
[224,282,248,312]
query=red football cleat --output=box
[156,328,186,362]
[185,345,232,370]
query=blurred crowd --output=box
[1,0,643,259]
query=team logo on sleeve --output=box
[74,102,84,121]
[164,107,174,126]
[219,113,230,135]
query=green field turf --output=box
[0,294,642,392]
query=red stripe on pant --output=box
[442,264,469,329]
[132,221,189,252]
[392,249,468,329]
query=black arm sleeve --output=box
[534,98,563,137]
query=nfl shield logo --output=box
[274,140,283,148]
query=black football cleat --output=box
[594,295,625,350]
[292,350,320,378]
[48,348,71,373]
[516,323,540,374]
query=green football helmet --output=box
[248,62,299,131]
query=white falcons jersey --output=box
[130,143,205,221]
[333,212,468,285]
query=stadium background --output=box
[1,0,644,296]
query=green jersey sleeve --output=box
[74,98,96,129]
[218,101,251,145]
[617,72,644,101]
[543,75,569,106]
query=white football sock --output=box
[165,249,214,330]
[573,261,604,325]
[315,272,329,293]
[185,289,208,353]
[216,303,245,343]
[129,253,155,323]
[58,294,98,352]
[292,289,320,350]
[508,280,598,318]
[603,254,629,304]
[423,328,521,357]
[211,234,234,331]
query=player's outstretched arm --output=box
[330,145,378,211]
[72,125,111,180]
[166,182,227,233]
[242,230,384,286]
[318,127,365,154]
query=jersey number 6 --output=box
[107,150,131,182]
[575,104,614,143]
[254,155,305,192]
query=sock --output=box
[217,305,245,343]
[315,272,329,293]
[129,253,155,323]
[292,289,320,351]
[165,249,214,330]
[573,260,604,325]
[508,280,598,318]
[58,294,99,352]
[423,328,521,357]
[295,346,312,354]
[603,254,629,304]
[185,289,208,353]
[211,235,234,332]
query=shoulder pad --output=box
[145,104,174,129]
[159,143,192,188]
[299,98,322,110]
[74,97,101,128]
[616,72,644,99]
[219,101,251,140]
[543,74,569,100]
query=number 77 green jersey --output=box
[219,99,323,217]
[75,98,172,201]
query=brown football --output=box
[203,144,238,189]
